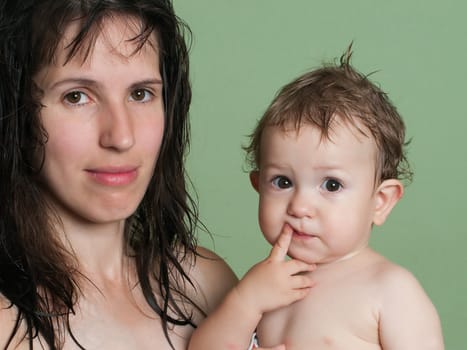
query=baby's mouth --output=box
[292,229,318,239]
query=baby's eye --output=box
[64,91,90,106]
[271,176,293,189]
[130,89,153,102]
[321,178,342,192]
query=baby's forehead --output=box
[271,116,375,144]
[259,120,379,177]
[261,120,377,158]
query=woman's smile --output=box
[86,167,139,186]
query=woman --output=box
[0,0,237,348]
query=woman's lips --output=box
[86,167,138,186]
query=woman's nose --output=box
[99,103,135,151]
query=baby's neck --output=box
[311,246,379,277]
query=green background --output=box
[175,1,466,348]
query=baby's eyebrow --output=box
[261,162,289,170]
[313,165,342,171]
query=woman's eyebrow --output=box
[49,78,99,90]
[129,78,163,88]
[49,77,163,91]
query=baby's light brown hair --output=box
[245,44,412,184]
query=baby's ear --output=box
[249,171,259,192]
[373,179,404,226]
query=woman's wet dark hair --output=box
[0,1,199,348]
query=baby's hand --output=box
[234,225,315,316]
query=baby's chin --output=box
[286,249,318,265]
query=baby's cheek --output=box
[258,213,281,246]
[259,193,289,242]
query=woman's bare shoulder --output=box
[0,294,22,348]
[185,246,238,314]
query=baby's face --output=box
[252,120,381,265]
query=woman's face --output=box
[34,16,164,228]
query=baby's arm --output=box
[188,225,315,350]
[379,267,444,350]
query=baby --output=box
[189,46,444,350]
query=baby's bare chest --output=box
[257,281,382,349]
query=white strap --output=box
[247,332,258,350]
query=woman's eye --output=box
[321,178,342,192]
[130,89,153,102]
[271,176,293,189]
[64,91,90,105]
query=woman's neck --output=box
[54,213,129,283]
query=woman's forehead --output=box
[54,14,159,67]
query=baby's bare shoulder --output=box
[370,260,444,348]
[370,256,422,292]
[351,251,431,304]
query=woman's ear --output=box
[373,179,404,226]
[250,171,259,193]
